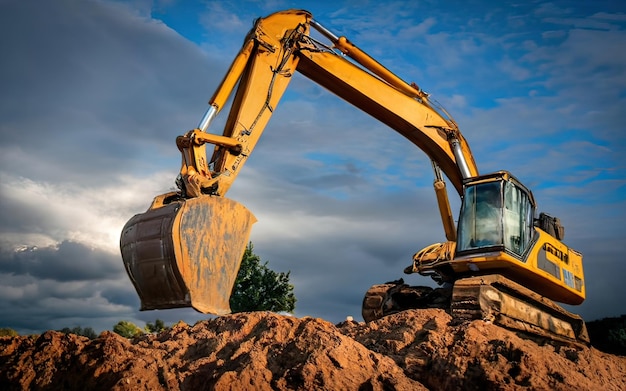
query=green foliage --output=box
[0,328,18,337]
[230,242,296,313]
[113,320,144,338]
[58,326,97,339]
[145,319,168,333]
[608,328,626,346]
[586,315,626,356]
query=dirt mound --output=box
[1,310,625,390]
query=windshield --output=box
[457,179,534,256]
[458,182,503,251]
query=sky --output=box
[1,0,625,335]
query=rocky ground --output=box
[1,309,625,390]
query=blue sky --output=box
[0,0,625,334]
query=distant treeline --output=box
[586,315,626,356]
[0,319,168,339]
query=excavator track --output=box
[362,275,589,347]
[362,279,451,323]
[362,283,398,322]
[451,275,589,346]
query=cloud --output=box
[0,241,121,281]
[0,0,217,185]
[199,2,245,33]
[0,172,176,251]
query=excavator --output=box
[120,10,589,345]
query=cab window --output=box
[457,179,533,257]
[457,182,503,251]
[502,180,533,255]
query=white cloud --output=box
[0,172,174,252]
[199,2,245,32]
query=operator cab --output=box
[456,171,535,257]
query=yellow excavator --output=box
[120,10,588,345]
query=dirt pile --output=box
[1,309,624,390]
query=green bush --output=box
[145,319,168,333]
[0,328,18,337]
[58,326,97,339]
[113,321,144,338]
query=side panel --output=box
[525,229,585,303]
[120,202,189,310]
[451,229,585,305]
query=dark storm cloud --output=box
[0,0,222,185]
[0,241,122,281]
[100,283,141,308]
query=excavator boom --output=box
[180,10,477,199]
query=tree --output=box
[113,321,143,338]
[145,319,167,333]
[230,242,296,313]
[0,328,18,337]
[58,326,97,339]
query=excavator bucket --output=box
[120,193,256,315]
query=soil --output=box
[1,309,624,390]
